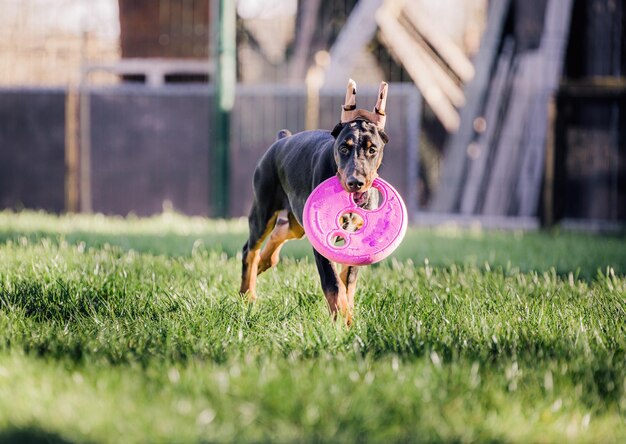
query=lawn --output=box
[0,210,624,443]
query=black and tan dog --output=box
[240,79,389,324]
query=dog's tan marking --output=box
[240,211,279,301]
[242,250,261,302]
[320,262,358,326]
[340,212,364,232]
[324,271,352,326]
[340,265,358,324]
[258,210,305,274]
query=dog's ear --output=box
[331,122,344,138]
[378,129,389,144]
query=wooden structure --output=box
[431,0,577,221]
[322,0,481,133]
[553,79,626,226]
[551,0,626,226]
[431,0,626,227]
[118,0,211,59]
[83,59,214,87]
[111,1,214,86]
[431,0,511,212]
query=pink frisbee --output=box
[303,176,408,265]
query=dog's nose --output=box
[346,176,364,191]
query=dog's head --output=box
[331,80,389,206]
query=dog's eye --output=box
[368,147,378,155]
[339,146,350,155]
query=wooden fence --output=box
[0,84,421,219]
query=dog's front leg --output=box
[313,250,351,325]
[340,265,359,318]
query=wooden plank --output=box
[460,38,514,214]
[403,2,475,83]
[288,0,322,81]
[405,87,422,218]
[430,0,511,212]
[481,52,537,215]
[583,0,621,76]
[79,87,92,213]
[542,96,556,226]
[517,0,574,216]
[407,32,466,108]
[84,59,215,87]
[377,7,460,132]
[322,0,384,88]
[65,85,80,212]
[559,77,626,99]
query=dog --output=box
[240,79,389,324]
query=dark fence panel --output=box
[229,86,307,217]
[88,86,214,216]
[0,88,66,212]
[555,90,626,222]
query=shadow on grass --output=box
[1,225,625,280]
[0,229,248,258]
[0,427,77,444]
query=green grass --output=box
[0,210,624,443]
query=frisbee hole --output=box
[333,235,347,247]
[339,212,364,232]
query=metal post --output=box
[212,0,236,217]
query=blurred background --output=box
[0,0,624,230]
